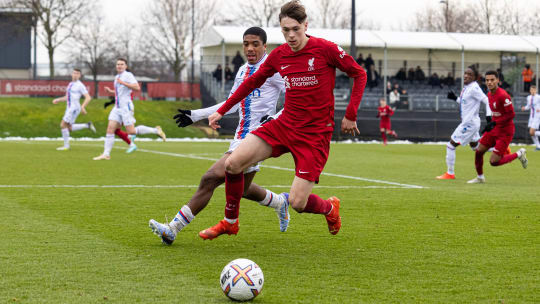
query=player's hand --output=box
[81,107,87,115]
[173,109,193,127]
[341,117,360,136]
[116,79,126,86]
[259,115,273,125]
[521,106,526,111]
[104,86,114,94]
[481,121,496,134]
[447,91,458,101]
[208,112,223,130]
[52,99,58,104]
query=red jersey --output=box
[217,36,367,133]
[488,87,514,129]
[377,105,394,122]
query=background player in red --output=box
[376,98,397,145]
[468,70,528,184]
[201,0,367,239]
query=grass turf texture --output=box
[0,141,538,303]
[0,97,206,138]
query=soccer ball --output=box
[220,258,264,301]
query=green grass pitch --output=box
[0,140,538,303]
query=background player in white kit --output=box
[52,68,95,150]
[521,85,540,150]
[437,67,492,179]
[93,58,166,160]
[148,27,290,245]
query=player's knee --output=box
[224,157,243,174]
[200,170,223,189]
[288,195,307,213]
[530,129,536,136]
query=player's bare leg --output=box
[93,120,122,160]
[289,176,341,235]
[489,148,527,169]
[386,129,397,138]
[530,128,540,150]
[437,140,459,180]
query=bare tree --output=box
[411,0,481,33]
[143,0,217,81]
[9,0,90,78]
[230,0,282,27]
[69,12,112,97]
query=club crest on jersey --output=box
[504,98,512,107]
[308,57,315,71]
[283,76,291,89]
[337,45,346,58]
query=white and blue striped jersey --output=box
[456,81,492,125]
[114,71,137,110]
[191,53,285,139]
[524,94,540,123]
[65,80,88,109]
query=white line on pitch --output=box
[0,184,414,189]
[126,147,425,189]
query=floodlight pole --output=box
[33,15,37,80]
[350,0,356,105]
[461,46,465,91]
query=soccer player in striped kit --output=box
[202,0,367,239]
[52,68,95,150]
[93,58,166,160]
[521,85,540,150]
[148,27,290,245]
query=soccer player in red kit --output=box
[200,0,367,239]
[377,98,397,145]
[468,70,528,184]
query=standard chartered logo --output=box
[290,75,319,87]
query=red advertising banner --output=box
[97,81,142,100]
[147,82,200,99]
[0,80,95,96]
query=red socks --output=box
[491,153,518,166]
[115,129,131,145]
[224,172,244,220]
[475,150,484,175]
[381,132,387,144]
[302,194,332,214]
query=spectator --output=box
[395,68,406,81]
[522,64,534,92]
[407,67,416,83]
[367,65,380,90]
[356,53,364,66]
[386,81,392,95]
[212,64,223,82]
[443,72,455,87]
[365,53,375,70]
[393,83,404,94]
[231,51,244,75]
[225,65,234,81]
[428,73,442,88]
[415,66,426,82]
[399,88,409,109]
[389,88,400,108]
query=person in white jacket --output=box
[521,85,540,150]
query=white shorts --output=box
[62,107,81,125]
[528,117,540,129]
[227,139,260,173]
[450,122,480,145]
[108,106,136,126]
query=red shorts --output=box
[479,125,515,156]
[379,119,391,130]
[251,119,331,183]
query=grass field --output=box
[0,97,207,138]
[1,140,538,303]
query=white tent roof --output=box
[202,26,540,53]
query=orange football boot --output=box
[504,147,511,155]
[199,219,239,240]
[436,172,455,179]
[325,197,341,235]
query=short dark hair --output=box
[117,57,128,65]
[243,27,267,44]
[279,0,307,23]
[485,70,499,78]
[531,85,537,89]
[466,66,479,79]
[73,68,81,73]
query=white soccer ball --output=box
[220,258,264,301]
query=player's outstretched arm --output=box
[52,95,67,104]
[208,112,223,130]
